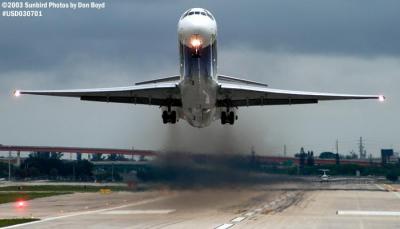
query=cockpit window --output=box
[182,10,190,17]
[182,9,214,20]
[205,12,214,20]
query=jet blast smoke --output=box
[137,152,278,188]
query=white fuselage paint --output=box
[177,8,219,128]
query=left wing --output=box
[217,82,384,107]
[14,82,182,107]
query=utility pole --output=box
[72,163,75,181]
[335,139,339,155]
[111,162,114,182]
[8,151,11,181]
[359,137,365,159]
[131,146,134,161]
[284,144,287,157]
[250,146,256,166]
[16,151,21,167]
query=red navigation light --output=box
[16,200,26,208]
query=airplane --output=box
[317,169,367,183]
[319,169,330,182]
[13,8,385,128]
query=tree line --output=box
[1,152,93,181]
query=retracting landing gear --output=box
[221,110,236,125]
[162,110,176,124]
[162,104,177,124]
[220,99,237,125]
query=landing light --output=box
[190,38,202,48]
[378,95,385,102]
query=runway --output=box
[1,179,399,229]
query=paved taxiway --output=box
[0,179,399,229]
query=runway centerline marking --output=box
[244,212,255,217]
[231,216,245,223]
[215,223,234,229]
[216,192,296,228]
[2,196,171,229]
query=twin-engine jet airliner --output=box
[14,8,384,128]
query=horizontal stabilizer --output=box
[218,75,268,87]
[135,76,180,85]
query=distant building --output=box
[319,152,336,159]
[381,149,394,165]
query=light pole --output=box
[8,151,11,181]
[72,163,75,181]
[111,162,114,182]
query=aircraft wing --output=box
[14,82,182,106]
[217,82,384,107]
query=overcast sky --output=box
[1,0,399,156]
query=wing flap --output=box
[81,96,182,106]
[216,98,318,107]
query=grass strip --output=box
[0,192,71,204]
[0,185,130,192]
[0,218,40,227]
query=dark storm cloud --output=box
[1,0,400,74]
[1,0,399,156]
[216,0,400,56]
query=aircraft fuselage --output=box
[177,8,219,127]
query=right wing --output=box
[15,81,182,107]
[217,82,384,107]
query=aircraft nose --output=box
[178,17,216,48]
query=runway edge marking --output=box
[2,196,170,229]
[376,183,400,199]
[100,209,176,214]
[375,184,385,191]
[337,210,400,216]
